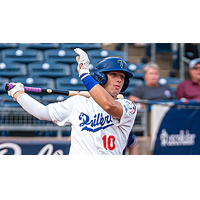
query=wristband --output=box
[80,73,98,92]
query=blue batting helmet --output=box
[94,57,133,92]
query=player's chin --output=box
[111,90,120,97]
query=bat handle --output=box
[5,83,42,93]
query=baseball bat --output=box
[5,83,124,99]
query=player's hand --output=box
[74,48,90,77]
[7,82,24,97]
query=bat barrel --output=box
[43,89,70,96]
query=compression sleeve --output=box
[17,93,51,121]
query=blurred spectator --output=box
[176,58,200,101]
[128,62,176,108]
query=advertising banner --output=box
[0,139,71,155]
[151,101,200,155]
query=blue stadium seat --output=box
[18,43,60,51]
[159,77,183,85]
[60,43,102,51]
[0,77,9,93]
[128,63,145,80]
[44,49,77,64]
[41,94,69,106]
[55,77,86,91]
[1,49,44,64]
[128,63,145,72]
[90,57,102,66]
[0,43,18,50]
[159,77,183,91]
[0,62,27,78]
[86,49,129,62]
[27,62,71,78]
[10,77,55,89]
[70,64,79,77]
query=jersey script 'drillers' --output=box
[47,96,137,155]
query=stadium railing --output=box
[0,97,149,137]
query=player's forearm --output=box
[90,84,116,108]
[16,93,51,121]
[89,84,123,118]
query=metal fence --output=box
[0,105,148,137]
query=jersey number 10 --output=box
[102,135,116,150]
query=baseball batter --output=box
[7,48,137,155]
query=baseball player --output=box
[7,48,137,155]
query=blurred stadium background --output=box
[0,43,199,155]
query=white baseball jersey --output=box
[47,96,137,155]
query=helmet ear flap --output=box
[121,79,129,92]
[103,73,108,85]
[94,72,107,85]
